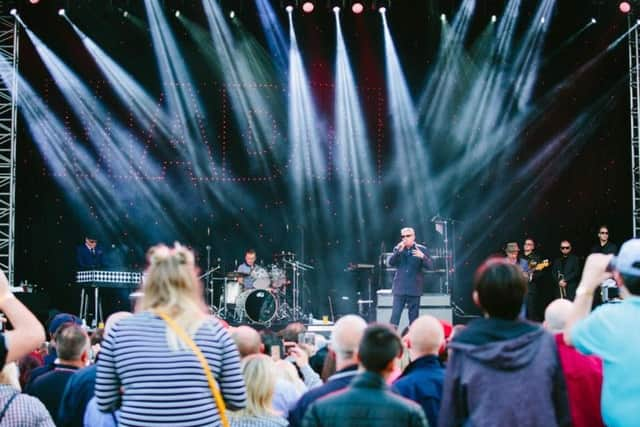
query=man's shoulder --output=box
[395,363,444,386]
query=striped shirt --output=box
[96,312,246,427]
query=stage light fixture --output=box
[591,17,596,24]
[440,13,446,21]
[333,5,340,12]
[123,10,129,18]
[302,1,315,13]
[58,8,65,15]
[620,2,631,14]
[491,14,497,23]
[229,10,236,18]
[175,10,180,17]
[375,0,389,12]
[351,1,364,14]
[282,0,297,11]
[9,8,16,15]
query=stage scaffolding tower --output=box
[0,16,18,284]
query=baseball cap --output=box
[48,313,82,335]
[610,239,640,277]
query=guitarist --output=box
[522,238,547,321]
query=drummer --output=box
[236,249,258,289]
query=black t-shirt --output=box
[590,241,618,255]
[0,333,7,370]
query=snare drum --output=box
[235,289,277,324]
[251,267,271,289]
[224,281,242,304]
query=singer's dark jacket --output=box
[388,244,433,297]
[76,245,105,270]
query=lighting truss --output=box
[0,16,17,283]
[628,16,640,236]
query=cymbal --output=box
[274,251,296,258]
[226,271,248,279]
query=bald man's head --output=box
[544,299,574,333]
[232,325,262,358]
[407,315,444,359]
[330,315,367,367]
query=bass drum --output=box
[235,289,277,324]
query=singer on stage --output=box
[388,227,433,328]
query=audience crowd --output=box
[0,236,637,426]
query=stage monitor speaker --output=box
[376,290,452,332]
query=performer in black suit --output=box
[76,235,105,269]
[551,239,580,300]
[388,227,433,328]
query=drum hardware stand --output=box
[199,266,221,312]
[284,259,313,321]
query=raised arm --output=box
[0,270,45,364]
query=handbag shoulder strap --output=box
[155,311,230,427]
[0,392,19,422]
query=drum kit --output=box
[210,251,311,326]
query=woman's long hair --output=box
[139,243,207,350]
[234,354,278,418]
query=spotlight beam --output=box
[381,12,438,213]
[334,11,380,249]
[287,12,330,236]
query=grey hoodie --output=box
[438,318,571,427]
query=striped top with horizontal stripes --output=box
[96,311,246,427]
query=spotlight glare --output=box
[352,2,364,14]
[333,5,340,13]
[58,8,65,16]
[379,6,386,14]
[9,8,16,16]
[491,15,497,23]
[540,16,545,23]
[440,13,446,21]
[229,10,235,19]
[620,2,632,14]
[123,10,129,18]
[175,10,180,17]
[591,17,596,24]
[285,5,294,13]
[302,1,315,13]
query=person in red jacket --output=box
[544,298,604,427]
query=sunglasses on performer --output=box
[401,235,413,238]
[560,247,571,250]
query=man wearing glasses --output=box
[388,227,433,328]
[551,240,580,300]
[76,234,105,270]
[590,226,618,255]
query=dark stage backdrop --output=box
[12,0,633,319]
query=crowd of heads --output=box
[0,236,637,427]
